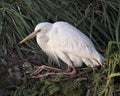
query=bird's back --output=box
[52,21,94,47]
[48,21,95,54]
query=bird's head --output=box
[19,22,52,44]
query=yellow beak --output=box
[19,31,37,44]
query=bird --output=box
[19,21,105,78]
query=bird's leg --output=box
[64,64,76,76]
[31,65,63,75]
[66,65,71,72]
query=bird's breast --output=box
[36,34,53,54]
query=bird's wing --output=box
[47,22,99,59]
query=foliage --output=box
[91,41,120,96]
[0,0,120,96]
[3,43,120,96]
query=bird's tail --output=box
[82,54,105,68]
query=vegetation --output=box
[0,0,120,96]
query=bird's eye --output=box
[36,29,41,33]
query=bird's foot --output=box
[31,65,63,76]
[31,70,76,78]
[31,65,76,78]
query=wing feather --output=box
[48,22,97,58]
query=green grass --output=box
[0,0,120,96]
[5,42,120,96]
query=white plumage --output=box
[36,21,104,67]
[19,21,105,77]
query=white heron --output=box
[19,21,105,78]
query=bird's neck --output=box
[36,23,53,53]
[36,33,49,52]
